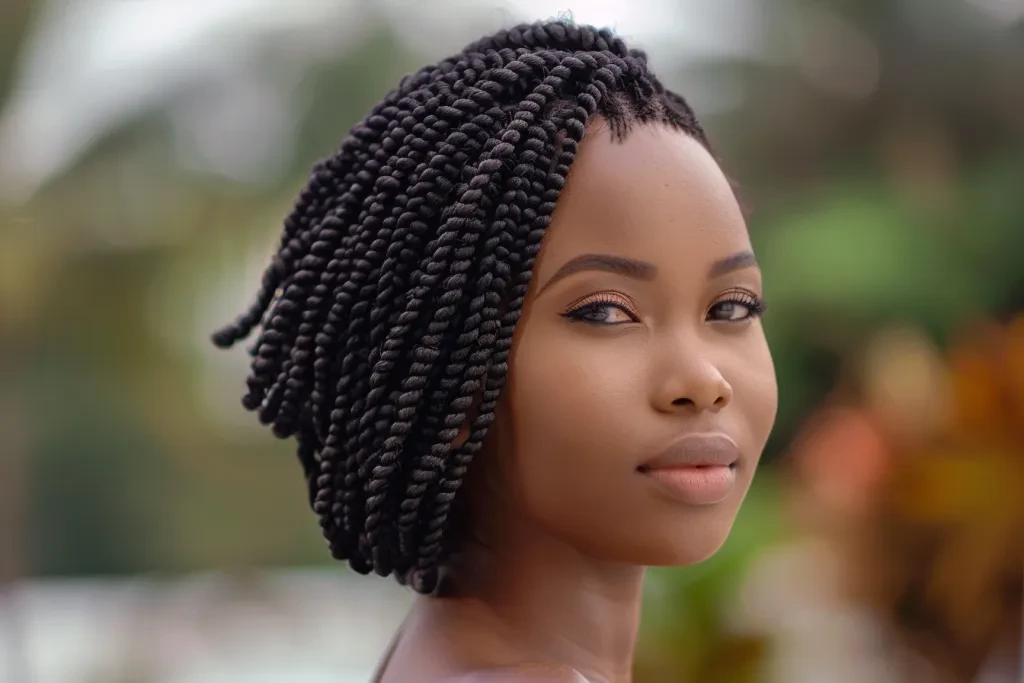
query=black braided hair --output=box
[213,20,711,594]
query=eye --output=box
[707,290,767,323]
[562,293,639,326]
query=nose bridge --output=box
[651,326,732,413]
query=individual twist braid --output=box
[212,19,711,594]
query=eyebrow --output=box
[537,253,657,295]
[708,250,759,279]
[537,249,759,294]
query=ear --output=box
[450,294,516,453]
[450,372,492,450]
[452,421,471,449]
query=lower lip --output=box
[643,465,736,505]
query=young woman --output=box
[213,20,778,683]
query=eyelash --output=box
[561,293,638,325]
[709,289,769,322]
[561,289,768,326]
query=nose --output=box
[652,347,733,415]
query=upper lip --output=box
[639,433,740,471]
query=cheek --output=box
[517,333,641,433]
[500,322,645,522]
[738,336,779,451]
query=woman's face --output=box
[479,121,777,566]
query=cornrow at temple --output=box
[212,20,710,595]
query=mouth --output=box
[638,433,740,506]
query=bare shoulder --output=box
[450,663,590,682]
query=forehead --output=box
[535,121,750,279]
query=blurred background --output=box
[0,0,1021,681]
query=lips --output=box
[638,433,740,471]
[638,433,740,506]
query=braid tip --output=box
[271,420,298,439]
[409,566,441,595]
[210,327,240,348]
[241,393,262,411]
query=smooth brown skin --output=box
[378,120,778,683]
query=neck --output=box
[416,504,645,683]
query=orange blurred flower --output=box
[868,314,1024,681]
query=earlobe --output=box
[452,364,503,450]
[451,387,484,450]
[452,422,471,449]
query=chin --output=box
[632,509,742,567]
[649,537,731,567]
